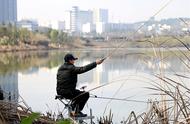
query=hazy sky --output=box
[18,0,190,23]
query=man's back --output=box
[57,62,77,94]
[56,61,97,95]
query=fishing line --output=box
[101,46,175,114]
[103,81,126,115]
[71,73,164,102]
[71,74,148,102]
[94,0,176,93]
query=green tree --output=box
[0,26,8,37]
[58,31,69,43]
[50,29,58,42]
[10,25,19,45]
[18,28,30,43]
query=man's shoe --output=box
[70,111,87,117]
[78,111,87,117]
[73,111,87,117]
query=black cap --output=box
[64,53,78,62]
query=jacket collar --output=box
[64,62,73,65]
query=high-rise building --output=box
[70,6,93,33]
[63,11,71,31]
[93,8,108,33]
[93,8,108,24]
[68,7,108,34]
[78,10,93,29]
[70,6,79,32]
[0,0,17,24]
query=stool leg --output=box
[90,109,93,124]
[68,105,72,117]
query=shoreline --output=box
[0,45,189,53]
[0,39,189,53]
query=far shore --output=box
[0,39,189,52]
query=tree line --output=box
[0,24,73,46]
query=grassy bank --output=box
[1,24,190,52]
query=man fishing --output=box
[56,53,104,117]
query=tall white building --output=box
[96,22,105,34]
[63,11,71,31]
[93,8,108,33]
[66,7,108,34]
[93,8,108,24]
[70,6,94,33]
[82,23,91,33]
[71,6,79,32]
[78,10,93,31]
[0,0,17,24]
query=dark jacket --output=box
[56,62,97,95]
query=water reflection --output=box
[0,49,189,122]
[0,72,18,102]
[0,51,66,75]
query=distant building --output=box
[160,24,171,31]
[105,23,133,32]
[93,8,108,24]
[63,11,71,31]
[50,20,59,30]
[82,23,91,33]
[38,20,52,28]
[78,10,93,32]
[18,19,38,31]
[70,6,79,33]
[0,0,17,24]
[58,21,65,31]
[63,6,109,34]
[50,20,65,31]
[96,22,105,34]
[70,6,93,33]
[39,20,65,31]
[93,8,108,34]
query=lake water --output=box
[0,49,189,123]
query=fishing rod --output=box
[71,0,175,102]
[178,18,190,34]
[90,94,175,103]
[90,95,148,103]
[101,0,175,61]
[71,68,185,105]
[71,73,164,102]
[71,78,129,102]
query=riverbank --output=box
[0,40,110,52]
[0,35,190,52]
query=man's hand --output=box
[96,58,104,65]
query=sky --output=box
[18,0,190,23]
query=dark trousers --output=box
[58,89,89,112]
